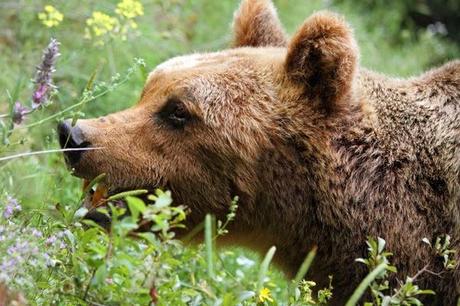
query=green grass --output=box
[0,0,459,305]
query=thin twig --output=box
[0,147,103,162]
[20,75,132,130]
[410,264,430,281]
[83,268,97,301]
[390,264,438,299]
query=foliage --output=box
[354,237,435,306]
[0,0,459,305]
[332,0,460,43]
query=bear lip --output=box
[80,179,163,231]
[80,178,163,210]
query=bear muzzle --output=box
[57,120,91,166]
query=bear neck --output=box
[224,101,357,276]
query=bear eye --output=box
[158,97,191,129]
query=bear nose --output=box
[57,120,89,165]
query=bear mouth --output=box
[79,177,160,230]
[80,179,160,207]
[81,179,111,210]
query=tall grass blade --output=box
[256,246,276,293]
[205,214,214,278]
[182,220,204,244]
[106,189,148,201]
[0,147,102,162]
[293,246,317,285]
[345,262,387,306]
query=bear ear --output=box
[232,0,287,47]
[285,11,359,113]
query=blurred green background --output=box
[0,0,459,300]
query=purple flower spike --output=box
[32,84,47,104]
[32,38,60,109]
[12,101,30,125]
[2,196,22,219]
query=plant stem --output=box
[83,268,97,301]
[0,147,102,162]
[20,70,134,130]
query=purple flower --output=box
[12,101,30,125]
[0,258,17,273]
[2,196,22,219]
[32,38,60,109]
[32,84,47,105]
[7,241,28,256]
[43,253,56,267]
[31,228,43,238]
[45,235,57,245]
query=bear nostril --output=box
[57,120,90,165]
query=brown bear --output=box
[58,0,460,304]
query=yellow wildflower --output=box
[38,5,64,28]
[115,0,144,19]
[85,11,118,38]
[258,287,274,303]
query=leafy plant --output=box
[423,234,457,270]
[352,237,435,306]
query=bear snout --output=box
[57,120,91,166]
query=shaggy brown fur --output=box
[233,0,286,47]
[59,0,460,304]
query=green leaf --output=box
[74,207,89,220]
[85,66,100,92]
[137,232,158,245]
[386,265,398,273]
[126,196,146,220]
[355,258,368,264]
[238,291,255,302]
[222,293,236,306]
[418,289,435,295]
[377,237,386,254]
[155,190,173,208]
[421,237,431,246]
[92,264,108,285]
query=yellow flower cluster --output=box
[38,5,64,28]
[85,11,118,38]
[115,0,144,19]
[258,287,274,303]
[84,0,144,45]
